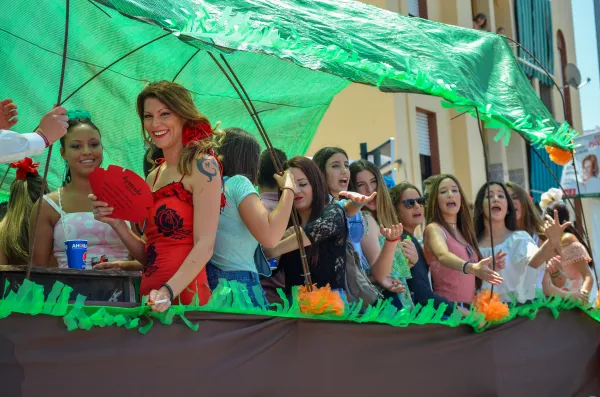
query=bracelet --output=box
[461,261,471,275]
[386,237,400,243]
[161,283,174,301]
[350,200,365,208]
[550,270,561,278]
[282,187,295,195]
[36,131,49,148]
[580,289,590,296]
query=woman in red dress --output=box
[90,81,223,312]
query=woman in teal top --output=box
[349,160,416,310]
[208,128,295,306]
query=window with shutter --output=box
[416,110,438,190]
[417,112,431,156]
[408,0,420,17]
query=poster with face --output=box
[561,131,600,198]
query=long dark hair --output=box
[312,147,348,176]
[425,174,481,260]
[257,148,287,189]
[545,201,595,268]
[61,110,102,186]
[473,182,517,240]
[219,128,261,184]
[285,156,329,223]
[505,181,544,238]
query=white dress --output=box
[480,231,543,303]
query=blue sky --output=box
[572,0,600,132]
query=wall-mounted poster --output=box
[561,131,600,198]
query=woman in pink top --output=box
[423,174,505,305]
[29,110,134,269]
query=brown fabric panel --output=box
[0,310,598,397]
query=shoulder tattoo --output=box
[196,154,219,182]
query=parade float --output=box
[0,0,598,395]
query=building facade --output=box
[307,0,583,207]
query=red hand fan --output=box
[88,165,153,223]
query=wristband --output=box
[550,270,561,278]
[386,237,400,243]
[36,131,49,148]
[350,200,365,208]
[161,283,175,301]
[461,261,471,275]
[580,289,590,296]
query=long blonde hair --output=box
[349,160,398,228]
[136,81,222,175]
[0,175,48,265]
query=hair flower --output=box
[10,157,40,180]
[182,121,212,146]
[539,188,563,212]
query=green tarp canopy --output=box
[0,0,577,201]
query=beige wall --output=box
[307,0,581,206]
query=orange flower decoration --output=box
[10,157,39,180]
[545,145,573,166]
[473,289,509,322]
[298,284,345,316]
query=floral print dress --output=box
[141,163,211,305]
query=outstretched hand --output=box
[544,210,572,255]
[468,256,504,285]
[380,223,403,242]
[339,190,376,207]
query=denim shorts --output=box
[206,263,269,308]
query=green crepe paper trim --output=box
[0,280,598,333]
[155,6,578,151]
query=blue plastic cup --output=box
[64,240,88,269]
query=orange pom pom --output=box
[545,145,573,166]
[473,289,510,322]
[595,295,600,310]
[298,284,345,316]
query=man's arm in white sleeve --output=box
[0,130,47,164]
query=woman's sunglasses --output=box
[402,197,427,209]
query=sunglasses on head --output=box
[402,197,427,209]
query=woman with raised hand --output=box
[474,182,566,303]
[207,128,295,306]
[30,110,130,268]
[390,182,463,315]
[349,159,415,309]
[312,147,405,296]
[542,198,595,303]
[264,157,359,298]
[90,81,223,312]
[423,174,505,308]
